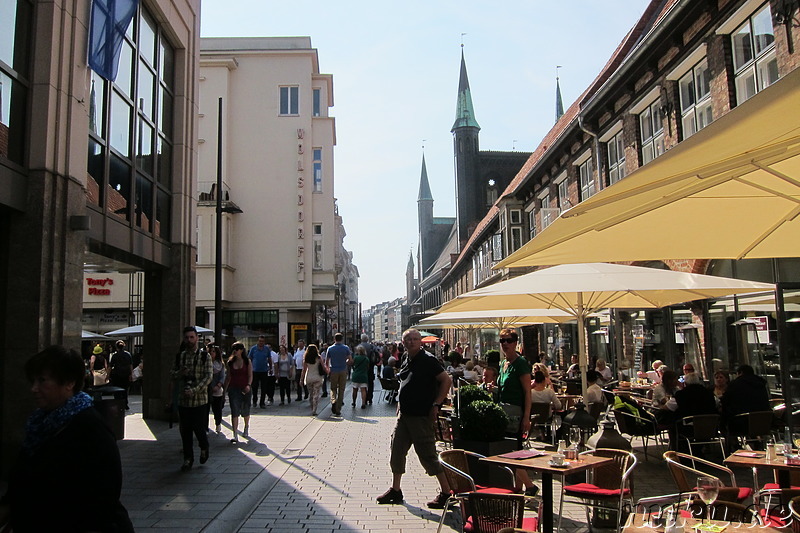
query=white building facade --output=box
[197,37,340,348]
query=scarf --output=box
[23,391,94,454]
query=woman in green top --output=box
[350,345,370,409]
[497,328,536,494]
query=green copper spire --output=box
[451,50,480,131]
[418,154,433,202]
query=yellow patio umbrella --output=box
[495,67,800,269]
[439,263,775,396]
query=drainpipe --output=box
[578,115,602,191]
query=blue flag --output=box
[88,0,141,81]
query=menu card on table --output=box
[497,450,547,459]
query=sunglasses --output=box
[499,338,516,344]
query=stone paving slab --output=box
[116,385,755,532]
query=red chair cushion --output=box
[474,485,515,495]
[463,515,538,532]
[736,487,753,501]
[762,483,800,490]
[759,508,789,528]
[564,482,631,498]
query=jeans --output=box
[210,395,224,426]
[178,405,209,461]
[278,376,292,402]
[295,370,307,400]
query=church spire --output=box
[555,66,564,122]
[451,49,480,132]
[418,154,433,202]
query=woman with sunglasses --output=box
[497,328,536,495]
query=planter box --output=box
[452,437,518,489]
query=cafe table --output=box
[724,450,800,489]
[623,512,791,532]
[481,449,614,533]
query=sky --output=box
[200,0,652,308]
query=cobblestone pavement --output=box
[119,384,756,532]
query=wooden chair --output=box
[557,448,637,533]
[663,450,753,503]
[437,449,516,533]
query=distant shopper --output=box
[301,344,326,416]
[275,345,294,405]
[248,335,274,408]
[293,339,308,401]
[351,345,370,409]
[0,346,133,532]
[171,326,213,471]
[376,328,452,508]
[326,333,351,416]
[90,344,109,386]
[208,345,226,434]
[358,334,378,405]
[109,340,133,408]
[224,342,252,444]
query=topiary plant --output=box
[456,384,492,410]
[459,400,510,442]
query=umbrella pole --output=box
[578,294,588,398]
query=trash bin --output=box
[90,385,126,440]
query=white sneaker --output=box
[243,426,249,438]
[215,424,221,434]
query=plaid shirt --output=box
[172,347,213,408]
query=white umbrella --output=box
[439,263,775,396]
[418,308,577,329]
[82,330,110,340]
[106,324,213,336]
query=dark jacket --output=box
[721,373,771,432]
[674,383,718,420]
[1,407,133,532]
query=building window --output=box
[486,178,498,207]
[510,226,523,253]
[312,88,321,117]
[558,179,569,210]
[732,3,778,104]
[510,209,521,225]
[313,223,322,269]
[579,159,596,201]
[279,85,299,115]
[86,4,174,240]
[492,232,503,261]
[679,59,713,138]
[0,0,32,166]
[313,148,322,192]
[606,131,626,185]
[528,209,537,239]
[639,100,665,165]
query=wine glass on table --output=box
[696,476,721,525]
[569,426,582,456]
[551,414,562,445]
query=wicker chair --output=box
[529,402,553,444]
[613,408,663,461]
[686,499,760,524]
[436,449,517,533]
[557,448,637,533]
[463,493,539,533]
[727,410,775,449]
[675,414,726,458]
[378,376,399,402]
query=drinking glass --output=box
[551,414,562,443]
[696,476,720,524]
[569,426,582,450]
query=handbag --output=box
[93,368,108,386]
[317,358,328,376]
[500,403,523,434]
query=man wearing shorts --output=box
[376,328,452,509]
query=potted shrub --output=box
[452,397,516,488]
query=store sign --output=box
[86,277,114,296]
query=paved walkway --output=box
[119,384,755,532]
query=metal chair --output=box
[436,416,454,450]
[613,408,663,461]
[378,376,399,402]
[675,414,726,458]
[437,449,517,533]
[529,402,552,444]
[728,410,775,449]
[663,450,753,503]
[687,499,760,524]
[557,448,637,533]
